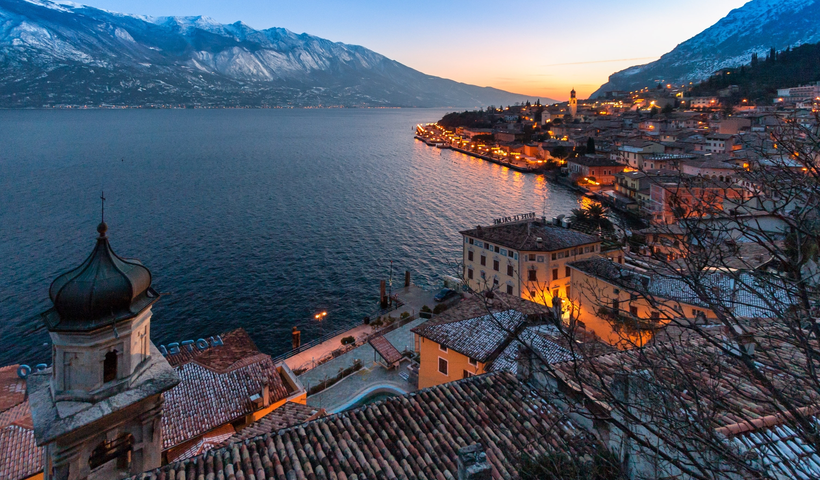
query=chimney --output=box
[457,444,492,480]
[262,381,271,407]
[536,237,543,248]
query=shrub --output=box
[400,311,411,320]
[341,336,355,345]
[433,303,448,314]
[372,317,384,327]
[420,305,432,313]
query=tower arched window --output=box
[103,350,118,383]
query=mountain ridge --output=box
[0,0,550,108]
[592,0,820,98]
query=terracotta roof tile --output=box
[135,373,601,480]
[0,400,42,480]
[460,219,599,252]
[0,365,26,414]
[161,331,290,449]
[219,402,325,447]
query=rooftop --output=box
[162,329,291,450]
[461,219,599,252]
[134,372,601,480]
[218,402,325,447]
[0,366,41,480]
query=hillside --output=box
[689,42,820,102]
[592,0,820,97]
[0,0,548,108]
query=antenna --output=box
[100,191,106,223]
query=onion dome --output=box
[44,222,159,332]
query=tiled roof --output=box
[368,336,403,365]
[551,331,818,430]
[460,220,599,252]
[0,382,42,480]
[487,325,579,374]
[0,365,26,414]
[219,402,325,447]
[729,418,820,479]
[162,330,290,450]
[413,309,526,363]
[135,372,601,480]
[164,328,265,373]
[568,256,793,318]
[167,424,236,464]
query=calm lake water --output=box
[0,108,583,366]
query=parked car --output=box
[434,288,458,302]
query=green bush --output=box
[341,336,355,345]
[400,312,411,320]
[420,305,432,313]
[433,303,448,314]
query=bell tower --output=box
[569,88,577,118]
[28,216,179,480]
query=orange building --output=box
[412,294,577,389]
[567,257,717,347]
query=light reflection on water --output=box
[0,109,583,365]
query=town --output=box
[2,10,820,480]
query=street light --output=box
[314,311,327,337]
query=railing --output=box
[268,302,405,365]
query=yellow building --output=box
[567,257,717,347]
[460,217,601,308]
[412,293,572,389]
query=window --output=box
[566,286,571,299]
[552,269,558,281]
[651,311,660,320]
[438,357,448,375]
[584,246,590,253]
[508,250,514,258]
[551,253,557,260]
[612,299,620,312]
[537,256,545,263]
[630,306,639,316]
[494,246,500,253]
[468,251,474,261]
[528,270,537,281]
[529,290,536,298]
[507,285,514,295]
[467,269,474,280]
[493,260,499,271]
[507,265,514,276]
[469,238,474,245]
[480,255,486,266]
[493,278,499,286]
[500,249,507,256]
[565,266,571,278]
[439,344,448,353]
[528,254,537,262]
[468,357,478,366]
[463,370,474,379]
[103,350,118,383]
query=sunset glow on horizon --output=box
[80,0,749,101]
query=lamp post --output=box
[314,311,328,338]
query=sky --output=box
[80,0,750,101]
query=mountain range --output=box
[0,0,543,108]
[592,0,820,98]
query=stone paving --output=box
[284,285,436,373]
[296,317,426,393]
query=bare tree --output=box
[457,113,820,479]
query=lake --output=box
[0,108,583,366]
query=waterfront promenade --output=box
[283,285,435,373]
[414,135,545,173]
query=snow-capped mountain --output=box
[0,0,542,108]
[591,0,820,98]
